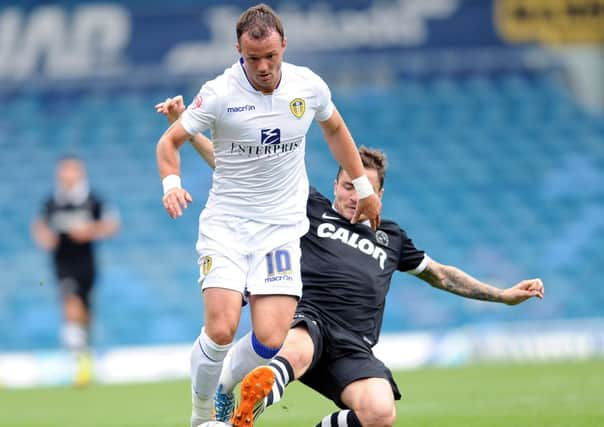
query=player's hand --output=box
[501,278,544,305]
[68,223,97,243]
[35,226,59,250]
[155,95,186,125]
[162,187,193,219]
[351,193,381,230]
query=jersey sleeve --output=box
[397,230,427,274]
[180,83,220,136]
[313,74,335,122]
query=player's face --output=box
[334,168,383,220]
[56,159,85,191]
[237,30,286,94]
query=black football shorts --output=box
[291,308,401,408]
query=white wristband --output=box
[162,174,182,195]
[352,175,374,199]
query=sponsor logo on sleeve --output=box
[190,95,202,109]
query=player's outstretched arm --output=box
[417,259,544,305]
[318,108,381,229]
[155,95,216,169]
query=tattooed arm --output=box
[417,259,544,305]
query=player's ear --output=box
[282,36,287,49]
[235,43,241,54]
[333,179,338,196]
[378,187,384,199]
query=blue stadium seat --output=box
[1,73,603,350]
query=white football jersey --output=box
[181,59,334,226]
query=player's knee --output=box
[64,295,87,320]
[252,327,287,350]
[381,406,397,427]
[356,401,396,427]
[281,348,312,375]
[251,330,284,353]
[204,323,237,345]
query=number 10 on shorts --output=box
[265,249,292,275]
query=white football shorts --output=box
[196,214,307,298]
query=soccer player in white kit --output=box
[155,4,382,426]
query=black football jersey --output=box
[299,187,425,347]
[41,192,104,275]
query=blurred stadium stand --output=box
[1,0,603,352]
[1,73,603,350]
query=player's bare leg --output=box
[62,293,93,387]
[340,377,397,427]
[190,288,241,426]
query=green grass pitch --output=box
[2,358,603,426]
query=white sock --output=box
[191,327,232,400]
[61,322,88,352]
[218,331,278,393]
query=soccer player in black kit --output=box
[236,147,544,427]
[32,156,120,385]
[157,96,543,427]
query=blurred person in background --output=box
[158,96,545,427]
[155,3,381,426]
[31,156,120,386]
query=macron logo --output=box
[227,104,255,113]
[261,128,281,145]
